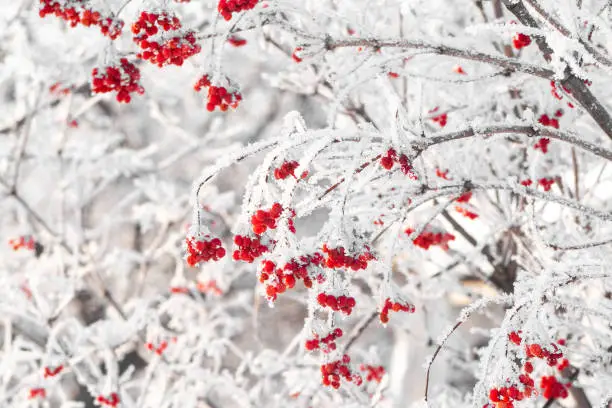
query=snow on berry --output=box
[91,58,145,103]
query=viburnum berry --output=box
[92,59,144,103]
[133,11,201,67]
[512,33,532,49]
[429,107,448,127]
[274,160,308,180]
[455,206,479,219]
[97,393,120,407]
[405,227,455,251]
[194,75,243,112]
[436,168,450,179]
[317,292,357,315]
[509,331,523,345]
[320,357,358,388]
[251,203,284,235]
[233,235,269,263]
[321,244,374,270]
[185,234,226,267]
[28,388,46,399]
[534,137,551,153]
[520,179,533,186]
[456,191,472,203]
[538,114,560,129]
[292,47,303,63]
[218,0,259,21]
[146,340,168,355]
[9,236,36,251]
[305,328,343,353]
[538,177,555,191]
[227,36,247,46]
[43,365,64,378]
[379,298,415,323]
[39,1,124,40]
[360,365,385,383]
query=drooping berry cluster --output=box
[39,1,124,40]
[251,203,283,235]
[185,235,226,267]
[232,235,269,262]
[321,355,362,389]
[538,177,555,191]
[305,328,343,352]
[487,333,571,408]
[512,33,531,49]
[91,59,144,103]
[359,365,385,383]
[316,292,357,315]
[380,149,418,179]
[260,254,325,301]
[274,160,308,180]
[218,0,259,20]
[405,228,455,251]
[9,236,35,251]
[534,138,551,153]
[132,11,201,67]
[538,113,560,129]
[429,107,448,127]
[321,244,374,271]
[379,298,415,323]
[97,393,120,407]
[194,75,242,112]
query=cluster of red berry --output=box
[185,235,226,267]
[405,228,456,251]
[380,149,418,179]
[146,341,168,355]
[550,81,576,108]
[379,298,415,323]
[487,332,570,408]
[97,393,120,407]
[39,1,124,40]
[218,0,259,20]
[259,254,325,301]
[194,75,243,112]
[429,107,448,127]
[9,236,35,251]
[321,355,362,388]
[251,203,283,235]
[232,235,269,262]
[316,293,357,315]
[538,113,560,129]
[132,11,201,67]
[534,138,551,153]
[305,328,343,352]
[519,178,555,191]
[91,58,144,103]
[321,244,374,270]
[359,365,385,383]
[512,33,531,49]
[456,191,472,203]
[274,160,308,180]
